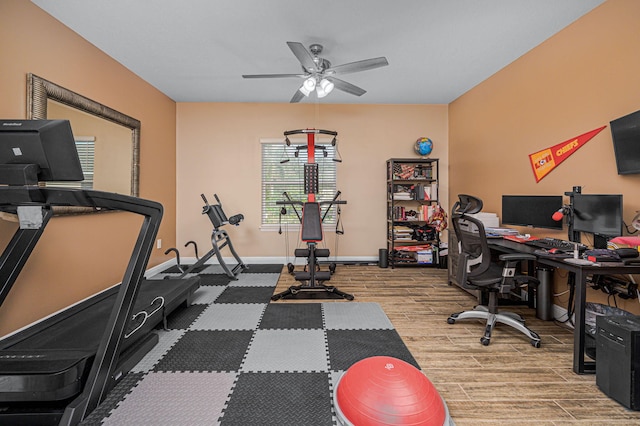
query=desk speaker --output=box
[596,315,640,410]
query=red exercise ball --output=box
[334,356,448,426]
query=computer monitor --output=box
[610,109,640,175]
[501,195,563,230]
[0,119,84,183]
[572,194,623,237]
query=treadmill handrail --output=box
[0,186,163,426]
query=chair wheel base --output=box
[447,317,456,324]
[480,337,491,346]
[531,339,541,348]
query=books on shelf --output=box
[392,205,439,221]
[392,163,434,180]
[393,192,413,200]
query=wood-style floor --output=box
[273,265,640,425]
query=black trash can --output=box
[379,248,388,268]
[535,266,554,321]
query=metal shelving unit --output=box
[386,158,440,268]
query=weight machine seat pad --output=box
[301,202,323,242]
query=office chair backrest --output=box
[452,194,483,216]
[454,213,492,278]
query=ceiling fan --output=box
[242,42,389,103]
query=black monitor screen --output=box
[610,109,640,175]
[572,194,623,237]
[0,119,83,182]
[502,195,563,230]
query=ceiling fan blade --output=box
[326,77,366,96]
[242,73,305,79]
[287,41,318,73]
[290,90,305,103]
[327,57,389,75]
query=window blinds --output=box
[261,141,337,225]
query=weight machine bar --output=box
[276,192,302,222]
[321,191,345,222]
[284,129,337,137]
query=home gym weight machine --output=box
[271,128,353,301]
[165,193,247,279]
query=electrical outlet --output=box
[156,239,162,249]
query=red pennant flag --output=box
[529,126,606,182]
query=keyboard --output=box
[524,238,586,252]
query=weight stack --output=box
[596,315,640,410]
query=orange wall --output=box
[175,103,449,259]
[449,0,640,314]
[0,1,177,335]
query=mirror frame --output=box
[27,74,140,206]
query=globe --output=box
[415,137,433,156]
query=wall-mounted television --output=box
[501,195,563,230]
[610,109,640,175]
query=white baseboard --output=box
[552,303,575,327]
[153,256,378,272]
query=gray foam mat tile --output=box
[161,264,209,274]
[101,371,237,426]
[227,273,280,287]
[241,329,328,373]
[200,264,237,275]
[154,330,253,372]
[242,264,284,274]
[215,286,275,304]
[190,303,266,331]
[322,302,394,330]
[220,372,333,426]
[80,372,145,426]
[326,329,420,371]
[131,329,186,373]
[191,285,226,305]
[259,303,323,329]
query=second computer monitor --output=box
[502,195,564,230]
[572,194,623,237]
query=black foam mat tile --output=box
[259,303,323,330]
[198,274,233,286]
[215,286,275,304]
[221,372,333,425]
[273,288,346,300]
[326,329,420,371]
[243,264,284,274]
[154,330,253,372]
[164,304,207,330]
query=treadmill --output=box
[0,119,199,425]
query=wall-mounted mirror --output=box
[27,74,140,212]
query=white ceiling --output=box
[32,0,604,104]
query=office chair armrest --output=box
[498,253,536,262]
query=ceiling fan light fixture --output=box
[298,84,312,97]
[299,76,317,97]
[316,78,335,98]
[304,77,316,90]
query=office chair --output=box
[447,194,541,347]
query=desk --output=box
[489,238,640,375]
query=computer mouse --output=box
[549,248,559,254]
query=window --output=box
[45,136,95,189]
[261,139,337,227]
